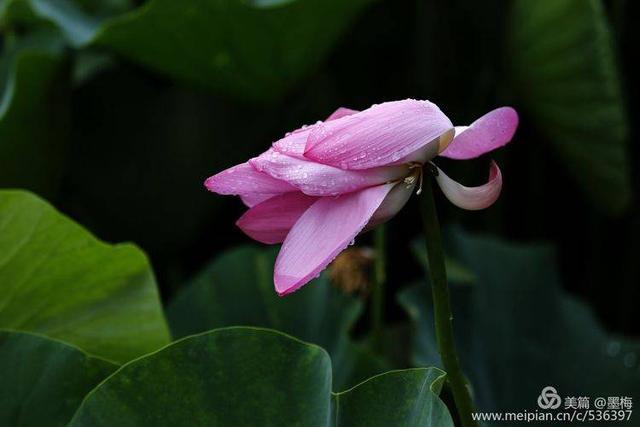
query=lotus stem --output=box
[419,175,477,427]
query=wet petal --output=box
[440,107,518,160]
[325,107,359,121]
[239,193,275,207]
[250,149,407,196]
[274,183,394,295]
[434,161,502,210]
[304,99,453,170]
[271,127,313,159]
[236,192,317,244]
[272,107,359,159]
[204,162,297,207]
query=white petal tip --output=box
[435,161,502,211]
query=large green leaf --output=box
[6,0,374,101]
[399,229,640,416]
[508,0,631,213]
[0,190,170,363]
[0,330,117,427]
[167,245,390,390]
[0,32,69,195]
[69,327,453,426]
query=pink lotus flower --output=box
[205,99,518,295]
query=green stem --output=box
[419,176,477,427]
[371,224,386,351]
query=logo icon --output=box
[538,386,562,409]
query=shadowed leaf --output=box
[168,245,390,390]
[508,0,631,213]
[69,327,453,427]
[0,330,117,427]
[5,0,376,101]
[400,229,640,417]
[0,31,69,195]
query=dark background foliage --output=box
[1,0,638,349]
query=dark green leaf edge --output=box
[0,28,69,193]
[166,244,391,391]
[0,329,119,427]
[0,46,62,125]
[334,366,447,398]
[3,0,375,101]
[69,326,451,424]
[0,327,119,367]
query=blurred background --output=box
[1,0,639,416]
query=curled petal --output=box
[397,128,454,165]
[274,183,394,296]
[236,192,317,244]
[204,162,297,207]
[434,161,502,210]
[366,179,416,230]
[304,99,453,170]
[272,107,359,159]
[440,107,518,160]
[250,149,407,196]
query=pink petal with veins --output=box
[304,99,453,170]
[274,183,394,295]
[250,149,407,197]
[272,107,359,159]
[204,162,297,207]
[440,107,518,160]
[325,107,359,121]
[236,192,317,244]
